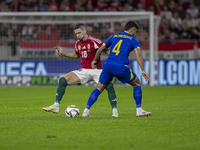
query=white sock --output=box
[84,108,90,113]
[136,107,142,112]
[113,108,117,112]
[54,102,60,107]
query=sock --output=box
[136,107,142,112]
[133,86,142,108]
[86,89,101,109]
[83,108,89,113]
[54,102,60,107]
[112,108,117,113]
[105,82,117,109]
[55,77,68,103]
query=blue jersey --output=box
[103,31,140,66]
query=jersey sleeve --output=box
[94,39,103,48]
[133,39,141,50]
[103,35,113,48]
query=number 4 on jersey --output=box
[112,40,123,55]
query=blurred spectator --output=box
[170,11,182,30]
[19,4,26,12]
[168,0,177,13]
[186,3,199,18]
[122,2,133,11]
[176,4,185,19]
[159,16,169,37]
[0,23,9,45]
[108,0,123,11]
[85,0,94,11]
[136,2,145,11]
[74,0,86,11]
[160,5,173,21]
[40,0,48,11]
[32,5,39,11]
[155,0,165,10]
[0,1,10,12]
[95,0,109,11]
[47,0,60,11]
[180,23,192,39]
[182,13,196,29]
[125,0,137,10]
[169,22,181,40]
[160,29,175,43]
[192,20,200,39]
[10,0,20,12]
[7,28,17,56]
[60,0,73,11]
[11,23,20,42]
[0,0,200,43]
[147,4,158,15]
[21,25,36,41]
[24,1,32,11]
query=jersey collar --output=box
[124,31,131,35]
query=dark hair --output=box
[74,23,86,30]
[124,21,139,30]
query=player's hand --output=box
[54,46,63,56]
[142,70,150,81]
[91,60,97,69]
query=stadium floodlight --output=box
[0,12,160,86]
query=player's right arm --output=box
[91,45,107,68]
[102,48,110,55]
[134,48,150,81]
[54,46,80,59]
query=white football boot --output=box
[112,108,118,117]
[43,104,59,114]
[136,109,151,117]
[82,108,90,117]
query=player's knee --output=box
[105,82,114,92]
[58,77,68,86]
[130,77,141,87]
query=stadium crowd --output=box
[0,0,200,56]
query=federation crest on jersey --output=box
[87,44,90,50]
[78,45,81,50]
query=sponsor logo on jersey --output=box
[82,46,86,49]
[78,45,81,50]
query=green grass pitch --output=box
[0,86,200,150]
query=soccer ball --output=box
[65,105,80,118]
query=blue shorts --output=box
[99,64,137,85]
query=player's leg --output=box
[82,82,107,117]
[91,69,118,117]
[129,76,151,117]
[43,72,81,113]
[82,68,112,117]
[105,82,118,117]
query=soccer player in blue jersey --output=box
[82,20,151,117]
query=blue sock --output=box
[86,89,101,109]
[133,86,142,108]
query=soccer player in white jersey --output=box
[43,23,118,117]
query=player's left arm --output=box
[91,45,107,68]
[134,47,150,81]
